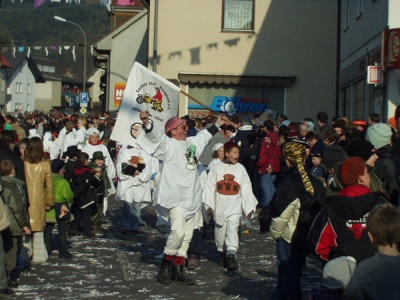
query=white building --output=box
[2,52,44,113]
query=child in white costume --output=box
[116,144,158,233]
[203,142,258,271]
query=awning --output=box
[178,73,295,86]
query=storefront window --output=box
[340,85,351,117]
[353,79,365,120]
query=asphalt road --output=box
[9,197,322,300]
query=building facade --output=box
[96,0,338,121]
[339,0,400,122]
[149,0,338,120]
[2,52,44,113]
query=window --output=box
[1,78,4,92]
[16,82,23,94]
[28,84,31,95]
[222,0,255,32]
[354,79,365,120]
[340,85,351,117]
[37,64,56,73]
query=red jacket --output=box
[257,132,281,175]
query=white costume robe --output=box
[203,161,257,226]
[136,124,214,220]
[203,161,257,252]
[115,145,158,206]
[43,132,58,159]
[74,127,87,149]
[56,126,77,158]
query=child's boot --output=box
[226,252,238,271]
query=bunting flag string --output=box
[2,44,89,62]
[7,0,115,9]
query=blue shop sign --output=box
[188,96,267,114]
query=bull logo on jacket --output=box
[346,215,368,239]
[217,174,240,195]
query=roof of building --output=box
[2,52,45,83]
[0,55,12,68]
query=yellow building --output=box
[95,0,338,121]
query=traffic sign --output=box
[79,107,87,115]
[80,92,89,108]
[81,92,89,103]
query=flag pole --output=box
[179,90,237,126]
[180,90,218,116]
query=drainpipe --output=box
[142,0,151,67]
[335,0,341,116]
[153,0,159,72]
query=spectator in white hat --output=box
[366,123,400,205]
[206,142,224,171]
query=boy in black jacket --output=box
[68,152,102,238]
[308,156,388,263]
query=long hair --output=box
[24,137,45,164]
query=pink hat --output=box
[165,117,186,134]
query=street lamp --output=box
[54,15,87,93]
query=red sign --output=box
[114,82,126,107]
[383,28,400,70]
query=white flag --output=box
[111,62,181,146]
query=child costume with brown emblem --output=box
[203,158,258,270]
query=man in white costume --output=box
[73,117,87,149]
[116,144,158,234]
[42,132,58,159]
[81,128,116,214]
[137,110,227,285]
[56,122,76,159]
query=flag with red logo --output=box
[111,62,180,146]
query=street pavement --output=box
[9,197,323,300]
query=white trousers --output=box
[164,207,195,258]
[215,215,240,252]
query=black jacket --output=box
[308,185,388,263]
[0,146,26,182]
[72,165,102,209]
[374,145,400,205]
[260,166,326,252]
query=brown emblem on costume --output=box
[216,174,240,195]
[129,156,143,164]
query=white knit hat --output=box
[365,123,392,149]
[86,127,100,137]
[212,143,224,152]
